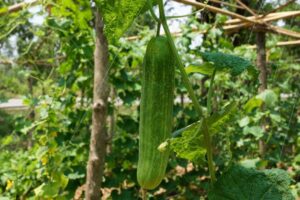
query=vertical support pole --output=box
[85,8,109,200]
[27,70,35,148]
[256,31,267,157]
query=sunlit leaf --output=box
[201,52,253,75]
[97,0,154,43]
[256,89,278,107]
[185,63,214,75]
[244,97,263,113]
[243,126,264,139]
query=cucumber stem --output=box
[156,22,161,36]
[157,0,216,183]
[157,0,202,116]
[202,119,216,183]
[147,0,160,23]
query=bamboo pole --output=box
[248,40,300,48]
[235,0,257,16]
[268,25,300,39]
[0,0,38,16]
[225,11,300,25]
[173,0,261,24]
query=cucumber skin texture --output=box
[137,36,175,190]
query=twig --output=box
[235,0,257,16]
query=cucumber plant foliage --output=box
[170,102,237,163]
[208,165,294,200]
[185,52,253,76]
[96,0,157,43]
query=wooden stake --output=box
[256,32,267,158]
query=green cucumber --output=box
[137,36,175,190]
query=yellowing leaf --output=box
[41,156,48,165]
[6,179,13,190]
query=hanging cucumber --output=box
[137,36,175,190]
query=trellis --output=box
[173,0,300,157]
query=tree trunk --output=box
[27,74,35,148]
[85,8,109,200]
[256,31,267,157]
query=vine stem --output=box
[157,0,216,183]
[147,0,160,23]
[207,69,217,115]
[202,119,216,183]
[157,0,202,116]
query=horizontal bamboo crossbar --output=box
[0,0,38,17]
[173,0,261,24]
[248,40,300,48]
[268,25,300,39]
[235,0,257,16]
[225,11,300,25]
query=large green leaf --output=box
[209,165,294,200]
[97,0,156,43]
[200,52,253,75]
[170,102,237,163]
[170,122,206,163]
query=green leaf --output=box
[0,7,8,15]
[170,102,237,163]
[185,63,214,75]
[239,158,260,168]
[209,165,294,200]
[244,97,263,113]
[200,52,253,75]
[238,116,250,127]
[34,182,60,198]
[243,126,264,139]
[97,0,148,43]
[207,102,237,134]
[170,121,206,163]
[256,89,278,107]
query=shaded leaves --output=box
[209,165,294,200]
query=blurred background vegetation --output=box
[0,0,299,199]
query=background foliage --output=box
[0,0,299,199]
